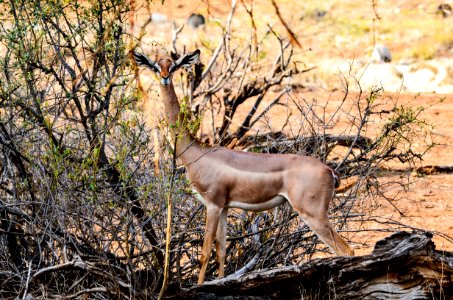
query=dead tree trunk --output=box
[168,231,453,299]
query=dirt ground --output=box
[139,0,453,254]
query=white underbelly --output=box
[192,189,287,212]
[227,195,287,212]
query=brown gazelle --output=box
[133,47,354,285]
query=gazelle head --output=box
[133,48,200,86]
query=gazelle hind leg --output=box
[287,169,354,257]
[301,213,354,256]
[215,208,228,278]
[198,205,222,285]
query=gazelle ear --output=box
[173,49,200,71]
[133,52,159,73]
[170,51,179,61]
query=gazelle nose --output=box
[161,76,171,86]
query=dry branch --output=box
[271,0,302,48]
[170,231,453,299]
[415,165,453,175]
[241,132,372,153]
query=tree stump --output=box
[168,231,453,299]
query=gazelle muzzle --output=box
[161,76,171,86]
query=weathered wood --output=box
[416,165,453,175]
[167,231,453,299]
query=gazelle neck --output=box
[159,82,206,163]
[160,82,181,127]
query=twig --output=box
[31,255,87,280]
[54,287,109,299]
[240,0,258,58]
[270,0,302,48]
[22,260,32,300]
[158,136,178,299]
[171,22,184,55]
[201,0,238,80]
[335,88,379,172]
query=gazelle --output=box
[133,47,354,285]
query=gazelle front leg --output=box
[198,204,222,285]
[302,214,354,256]
[215,208,228,278]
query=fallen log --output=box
[168,231,453,299]
[415,165,453,175]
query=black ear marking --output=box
[173,49,200,70]
[170,51,180,61]
[133,52,159,72]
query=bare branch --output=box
[201,0,238,81]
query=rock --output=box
[371,44,392,63]
[438,3,452,18]
[187,13,205,29]
[150,13,168,23]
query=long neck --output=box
[160,82,206,163]
[160,82,183,129]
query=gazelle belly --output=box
[191,188,287,212]
[227,195,287,212]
